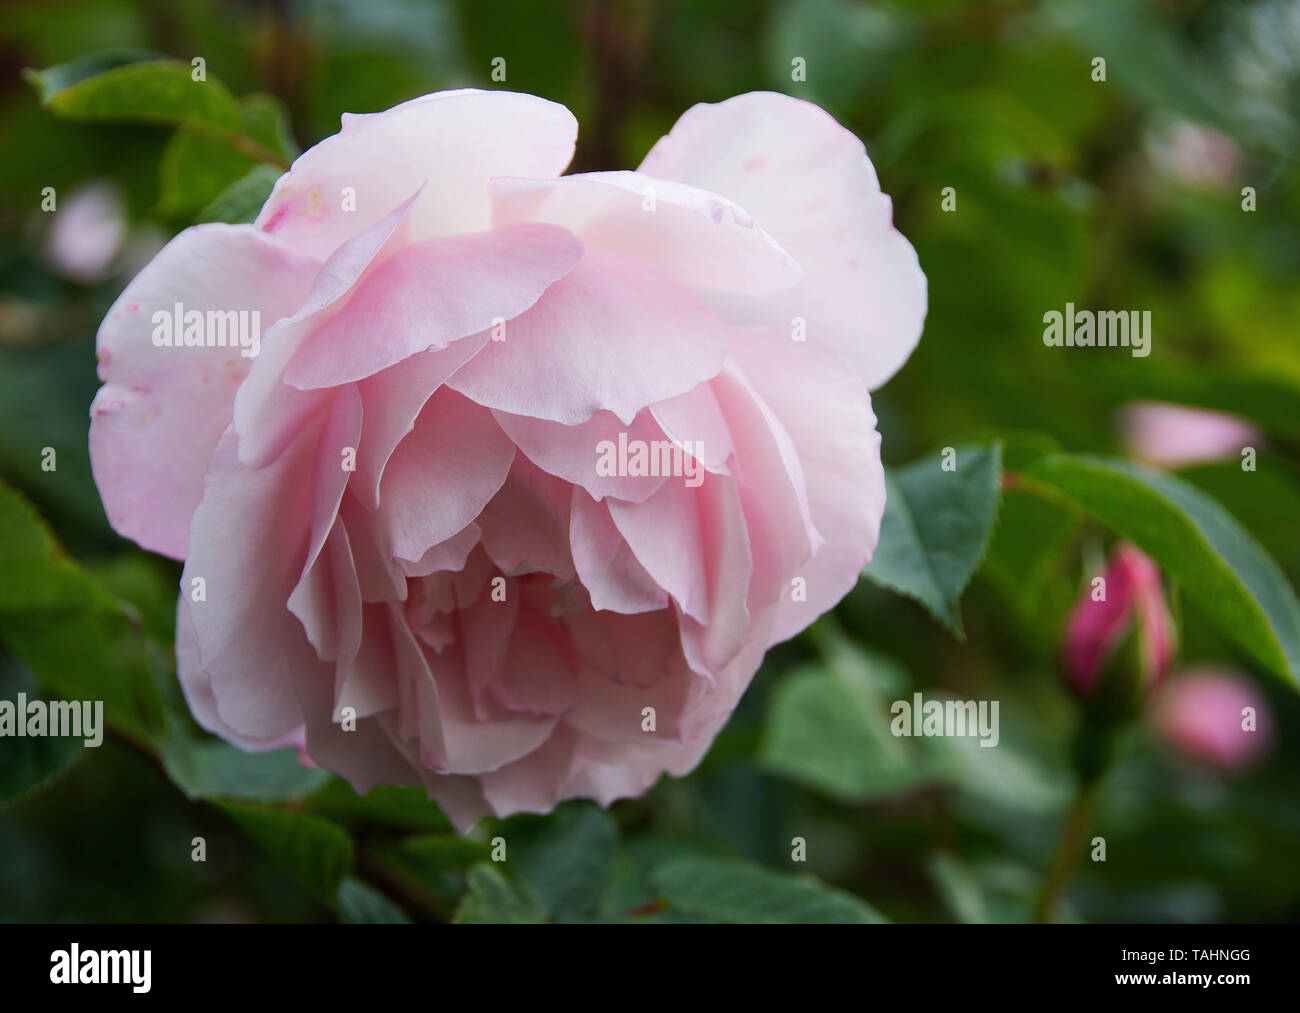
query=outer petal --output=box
[726,329,885,642]
[256,89,579,259]
[490,171,800,295]
[639,91,926,389]
[234,191,420,469]
[447,247,728,425]
[182,424,327,741]
[282,223,584,389]
[91,225,319,558]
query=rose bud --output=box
[1153,668,1274,771]
[1120,401,1258,469]
[1064,543,1175,708]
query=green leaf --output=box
[237,93,298,160]
[336,878,412,924]
[400,834,493,871]
[303,781,451,833]
[196,164,282,224]
[159,97,292,219]
[0,480,167,741]
[651,856,887,924]
[452,864,547,924]
[217,801,354,907]
[26,54,241,130]
[25,53,291,169]
[1020,454,1300,685]
[927,852,989,924]
[862,442,1003,635]
[21,49,165,102]
[512,804,618,920]
[0,730,84,807]
[161,739,330,802]
[759,656,935,801]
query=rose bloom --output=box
[1153,668,1274,771]
[90,90,925,828]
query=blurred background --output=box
[1,0,1298,923]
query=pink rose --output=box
[1120,401,1258,469]
[90,90,925,828]
[1064,543,1175,699]
[45,180,127,283]
[1153,669,1274,771]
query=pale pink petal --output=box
[650,381,735,473]
[1121,401,1259,469]
[91,225,318,558]
[287,517,363,665]
[639,91,926,389]
[726,328,884,642]
[569,489,668,614]
[234,192,419,469]
[354,337,489,510]
[283,223,584,389]
[490,601,580,717]
[447,247,728,425]
[475,455,576,579]
[256,89,579,259]
[491,407,669,504]
[490,171,799,294]
[182,426,327,740]
[375,389,515,563]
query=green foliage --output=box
[0,732,84,808]
[25,50,292,228]
[27,53,241,134]
[1020,455,1300,685]
[3,0,1300,927]
[196,164,283,224]
[453,865,548,925]
[863,442,1003,635]
[162,740,330,803]
[760,653,935,801]
[216,802,354,908]
[336,877,413,924]
[0,479,167,742]
[650,856,888,924]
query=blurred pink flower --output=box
[1121,401,1258,469]
[1145,119,1241,191]
[1065,543,1175,697]
[44,180,127,283]
[1153,669,1274,771]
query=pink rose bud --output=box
[1064,543,1175,699]
[1153,669,1274,771]
[1120,401,1258,469]
[44,180,127,284]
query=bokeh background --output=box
[1,0,1298,924]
